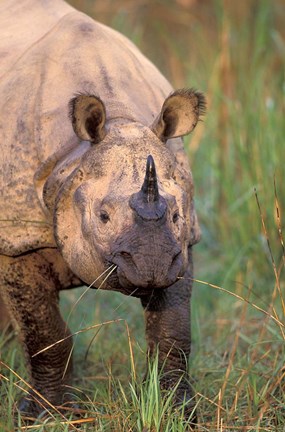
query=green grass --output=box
[1,0,285,430]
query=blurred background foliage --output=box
[64,3,285,427]
[2,2,284,430]
[68,0,285,299]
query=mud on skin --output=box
[0,0,206,425]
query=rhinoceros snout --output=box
[107,155,185,290]
[112,246,183,290]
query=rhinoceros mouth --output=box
[108,248,183,293]
[104,270,173,297]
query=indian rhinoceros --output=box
[0,0,205,422]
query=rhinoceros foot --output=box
[174,388,198,428]
[160,376,198,428]
[17,393,80,422]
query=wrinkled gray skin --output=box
[0,0,205,423]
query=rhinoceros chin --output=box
[110,155,184,291]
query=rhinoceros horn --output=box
[129,155,167,221]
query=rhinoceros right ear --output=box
[151,88,206,142]
[69,95,106,144]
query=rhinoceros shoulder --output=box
[0,0,178,256]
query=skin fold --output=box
[0,0,205,424]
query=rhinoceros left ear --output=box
[69,94,106,144]
[151,88,206,142]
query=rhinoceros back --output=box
[0,0,173,256]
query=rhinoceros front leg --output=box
[0,292,11,330]
[0,251,73,417]
[140,262,197,424]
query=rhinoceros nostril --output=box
[173,250,181,260]
[113,250,139,275]
[120,251,132,258]
[118,251,134,265]
[171,250,182,267]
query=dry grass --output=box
[1,0,285,430]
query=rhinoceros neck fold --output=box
[34,141,91,216]
[105,101,142,124]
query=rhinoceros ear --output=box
[151,88,206,142]
[69,94,106,144]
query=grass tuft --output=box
[1,0,285,430]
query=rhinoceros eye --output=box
[172,211,179,224]
[99,210,110,224]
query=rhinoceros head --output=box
[54,89,205,295]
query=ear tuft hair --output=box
[151,88,206,142]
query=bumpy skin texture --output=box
[0,0,205,423]
[0,250,82,414]
[141,250,196,422]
